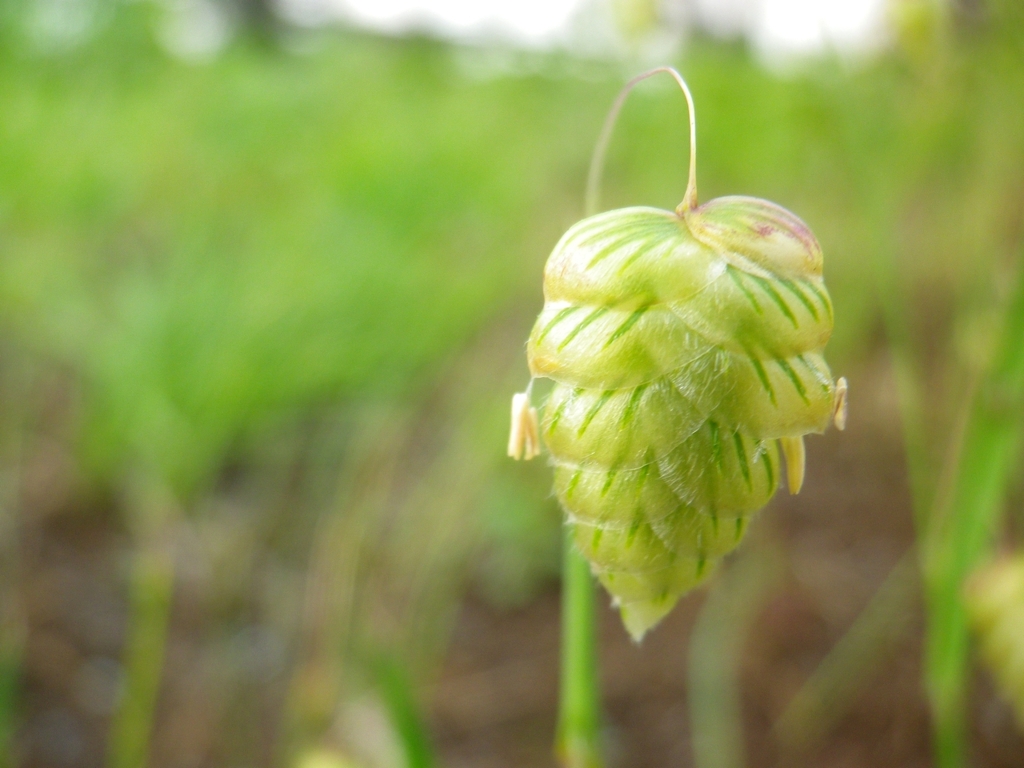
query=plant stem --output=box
[375,654,436,768]
[556,530,602,768]
[690,547,779,768]
[107,523,176,768]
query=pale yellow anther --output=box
[508,392,540,460]
[780,435,806,495]
[833,376,848,431]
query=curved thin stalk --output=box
[585,66,698,217]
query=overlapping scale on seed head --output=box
[528,199,838,640]
[683,196,824,277]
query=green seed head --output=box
[966,555,1024,728]
[511,68,845,640]
[528,200,838,638]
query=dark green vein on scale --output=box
[762,446,775,488]
[733,431,752,489]
[536,305,580,344]
[727,266,763,314]
[578,390,614,437]
[604,306,650,348]
[621,383,648,427]
[801,279,833,321]
[778,278,819,320]
[586,229,668,269]
[775,358,810,404]
[747,354,777,405]
[557,306,609,351]
[749,274,798,327]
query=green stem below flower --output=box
[556,530,603,768]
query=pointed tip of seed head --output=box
[620,599,675,642]
[508,392,541,460]
[780,435,806,495]
[833,377,848,431]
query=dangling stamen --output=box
[780,435,806,495]
[833,377,848,431]
[508,386,540,460]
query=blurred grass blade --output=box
[107,531,176,768]
[870,215,935,528]
[689,547,780,768]
[0,618,20,768]
[0,361,30,768]
[924,259,1024,768]
[776,549,919,749]
[0,512,21,768]
[282,411,405,759]
[374,655,436,768]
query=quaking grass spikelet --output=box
[965,555,1024,729]
[510,68,847,640]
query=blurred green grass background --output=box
[1,1,1024,766]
